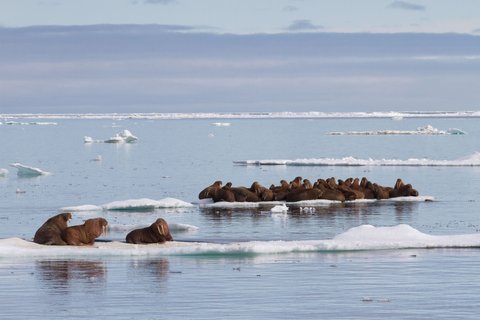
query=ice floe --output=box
[1,121,57,125]
[84,129,138,144]
[2,224,480,258]
[235,152,480,167]
[61,197,194,213]
[211,122,231,126]
[327,125,466,135]
[9,163,50,176]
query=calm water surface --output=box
[1,117,480,319]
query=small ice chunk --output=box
[119,129,138,143]
[91,155,102,162]
[84,136,94,143]
[271,204,288,213]
[9,163,49,176]
[211,122,231,126]
[0,168,8,177]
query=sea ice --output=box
[84,129,138,144]
[2,224,480,258]
[0,168,8,177]
[9,163,50,176]
[270,204,288,212]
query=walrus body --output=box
[33,212,72,245]
[61,218,108,246]
[126,218,173,244]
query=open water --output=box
[1,113,480,319]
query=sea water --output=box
[1,114,480,319]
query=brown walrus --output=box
[33,212,72,245]
[126,218,173,244]
[61,218,108,246]
[389,178,419,197]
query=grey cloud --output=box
[285,20,323,32]
[388,1,425,11]
[282,6,299,12]
[473,28,480,34]
[131,0,176,4]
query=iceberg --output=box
[0,168,8,177]
[2,224,480,258]
[9,163,50,176]
[105,129,138,143]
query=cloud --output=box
[132,0,176,4]
[388,1,425,11]
[282,6,299,12]
[473,28,480,34]
[285,20,323,32]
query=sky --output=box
[0,0,480,113]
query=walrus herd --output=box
[199,177,419,202]
[33,214,173,246]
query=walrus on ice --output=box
[126,218,173,244]
[61,217,108,246]
[33,212,72,245]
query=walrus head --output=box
[62,212,73,222]
[153,218,173,241]
[85,218,108,238]
[198,181,222,199]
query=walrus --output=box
[389,179,419,197]
[223,182,260,202]
[61,217,108,246]
[198,181,223,199]
[126,218,173,244]
[285,188,323,202]
[199,181,236,202]
[33,212,72,245]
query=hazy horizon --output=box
[1,25,479,113]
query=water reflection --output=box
[35,259,106,293]
[131,258,170,281]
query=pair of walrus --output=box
[33,213,173,245]
[33,213,108,246]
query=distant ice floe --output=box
[235,152,480,167]
[0,168,8,177]
[0,121,57,126]
[60,197,194,213]
[327,125,466,136]
[84,129,138,144]
[3,224,480,258]
[211,122,231,126]
[2,111,480,120]
[9,163,50,176]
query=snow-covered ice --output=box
[235,152,480,167]
[9,163,50,176]
[2,224,480,258]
